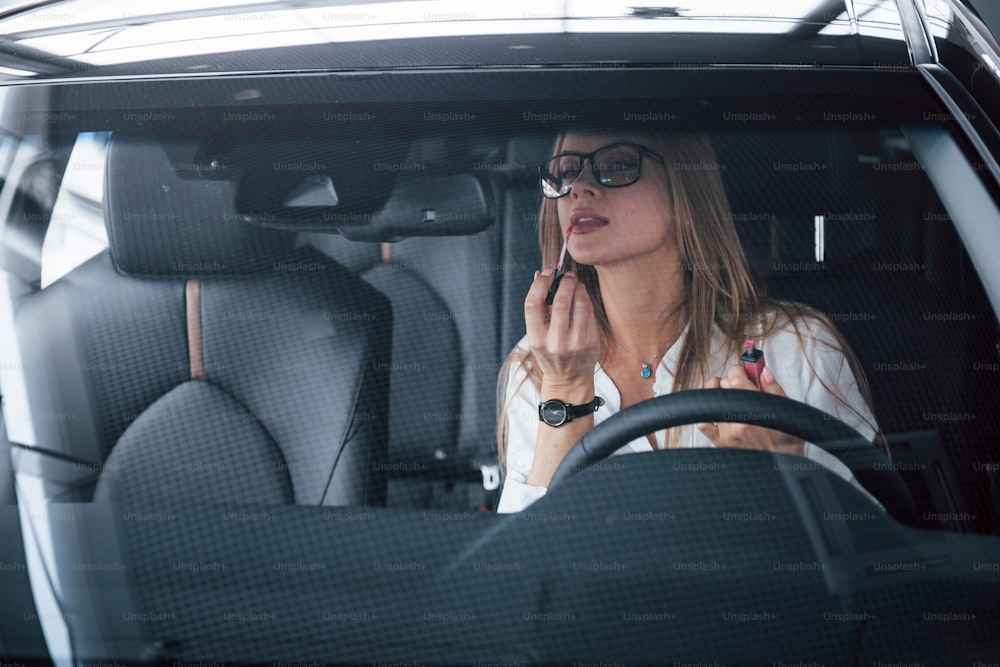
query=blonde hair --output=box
[497,128,883,475]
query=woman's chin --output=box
[569,252,604,267]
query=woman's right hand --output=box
[524,268,601,395]
[523,268,601,488]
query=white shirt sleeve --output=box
[765,317,876,441]
[764,317,882,503]
[496,341,550,513]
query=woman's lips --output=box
[570,211,609,234]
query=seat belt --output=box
[185,279,204,381]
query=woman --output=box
[496,128,882,513]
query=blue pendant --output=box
[641,364,651,379]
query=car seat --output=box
[12,131,393,506]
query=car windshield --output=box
[2,1,1000,666]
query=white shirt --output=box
[497,317,878,513]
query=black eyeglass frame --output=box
[538,141,666,199]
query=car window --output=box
[1,2,1000,666]
[39,131,109,288]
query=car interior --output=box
[2,0,1000,661]
[0,68,997,663]
[1,93,999,531]
[13,131,394,509]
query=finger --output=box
[524,269,555,346]
[696,376,721,443]
[546,271,579,335]
[697,376,722,441]
[697,420,720,444]
[752,368,796,449]
[715,421,769,450]
[544,272,564,306]
[566,276,596,346]
[760,366,788,397]
[725,364,757,391]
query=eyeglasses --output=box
[539,142,665,199]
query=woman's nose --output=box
[571,158,601,196]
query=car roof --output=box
[0,0,914,81]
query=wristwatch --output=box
[538,396,605,427]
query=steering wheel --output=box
[546,388,920,525]
[547,389,918,524]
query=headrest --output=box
[104,133,294,275]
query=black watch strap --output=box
[538,396,606,427]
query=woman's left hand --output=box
[697,365,805,456]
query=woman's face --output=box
[555,132,678,270]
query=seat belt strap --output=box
[185,279,204,380]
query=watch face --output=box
[541,400,567,426]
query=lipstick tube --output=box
[741,340,765,389]
[545,227,573,306]
[544,271,564,306]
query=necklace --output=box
[614,326,685,379]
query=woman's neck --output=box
[596,255,688,361]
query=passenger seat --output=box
[12,132,393,506]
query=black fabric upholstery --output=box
[363,268,460,467]
[93,382,294,505]
[104,136,293,275]
[307,174,505,507]
[16,132,393,506]
[388,234,500,462]
[300,232,380,274]
[197,266,390,504]
[17,257,190,464]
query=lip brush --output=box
[545,226,573,306]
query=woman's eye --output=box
[560,168,581,180]
[606,160,635,173]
